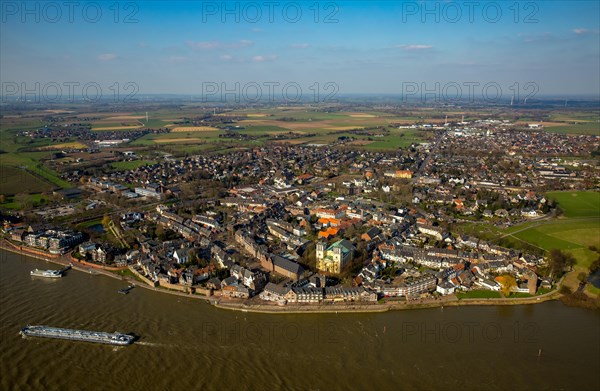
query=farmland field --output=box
[325,126,366,131]
[38,142,87,150]
[542,123,599,135]
[111,160,156,170]
[0,166,54,195]
[104,115,145,121]
[92,124,143,131]
[171,126,220,132]
[237,125,295,135]
[348,113,376,118]
[155,138,207,143]
[106,108,442,150]
[0,148,70,189]
[535,111,599,135]
[362,129,429,150]
[549,111,600,123]
[1,107,597,201]
[131,130,224,145]
[84,112,171,131]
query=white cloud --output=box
[187,41,220,50]
[573,28,589,35]
[237,40,254,48]
[395,44,432,51]
[290,43,309,49]
[220,54,233,61]
[97,53,117,61]
[252,55,277,62]
[186,40,254,50]
[167,56,187,64]
[518,32,554,43]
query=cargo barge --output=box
[20,325,135,346]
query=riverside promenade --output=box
[2,239,562,315]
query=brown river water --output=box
[1,250,599,391]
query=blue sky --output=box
[1,1,599,96]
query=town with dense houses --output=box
[1,113,598,309]
[3,1,600,389]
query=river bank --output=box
[1,242,565,315]
[4,247,599,391]
[214,288,562,314]
[0,240,218,303]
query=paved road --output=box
[415,130,445,178]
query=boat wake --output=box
[134,341,173,348]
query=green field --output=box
[0,119,72,190]
[543,124,599,135]
[76,219,103,229]
[237,125,294,135]
[0,193,49,209]
[143,119,172,129]
[549,112,599,123]
[0,166,55,195]
[546,111,600,136]
[111,160,156,171]
[508,292,533,298]
[0,151,70,189]
[510,192,599,269]
[362,129,428,150]
[456,191,600,270]
[510,219,599,251]
[547,191,600,218]
[91,118,171,131]
[456,290,502,299]
[130,131,247,155]
[131,130,224,145]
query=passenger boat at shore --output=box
[30,269,62,278]
[20,325,136,346]
[30,264,71,278]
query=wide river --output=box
[1,250,599,391]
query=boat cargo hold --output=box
[20,325,136,346]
